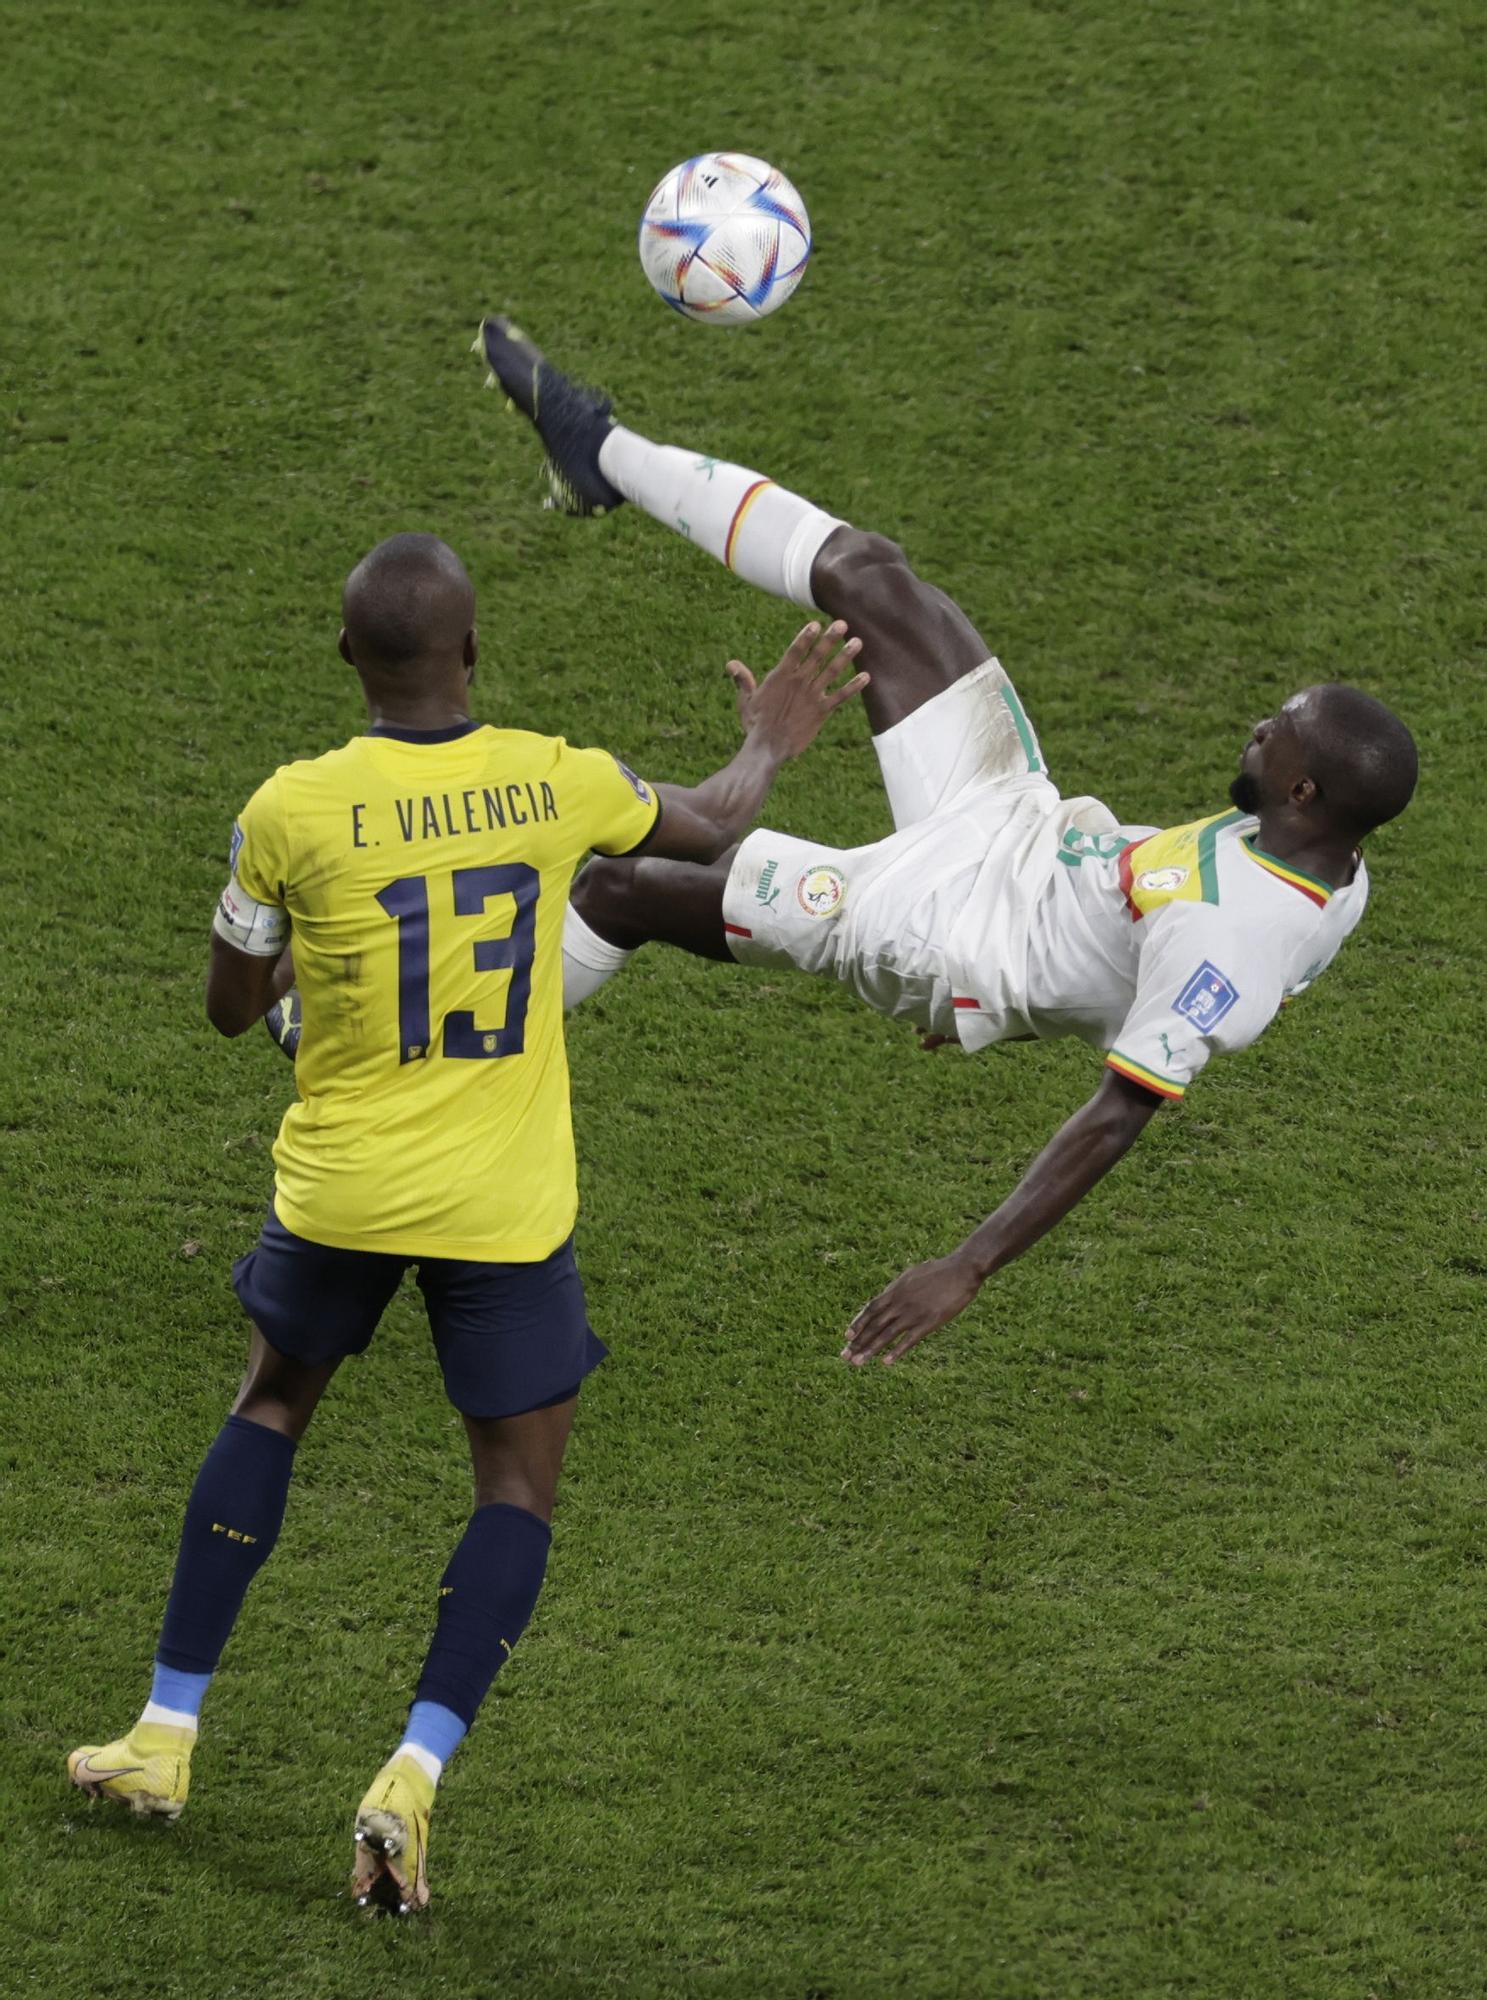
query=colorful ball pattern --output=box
[638,153,811,325]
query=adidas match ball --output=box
[638,153,811,325]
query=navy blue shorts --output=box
[231,1208,606,1419]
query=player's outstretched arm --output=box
[206,936,295,1037]
[842,1070,1162,1367]
[645,620,866,863]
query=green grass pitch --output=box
[5,1,1487,1993]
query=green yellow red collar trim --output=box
[1242,836,1332,908]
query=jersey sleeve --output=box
[559,744,663,857]
[1105,906,1286,1100]
[213,772,291,957]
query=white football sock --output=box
[597,427,844,609]
[395,1740,443,1784]
[139,1701,199,1733]
[563,902,635,1010]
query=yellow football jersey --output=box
[230,720,659,1260]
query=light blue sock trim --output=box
[402,1700,468,1766]
[150,1662,212,1718]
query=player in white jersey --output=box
[476,317,1418,1369]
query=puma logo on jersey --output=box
[755,859,782,906]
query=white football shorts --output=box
[869,655,1048,830]
[722,659,1067,1033]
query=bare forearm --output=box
[654,731,785,860]
[647,622,866,864]
[843,1071,1160,1366]
[207,937,295,1036]
[956,1090,1153,1281]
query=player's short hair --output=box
[343,532,475,674]
[1302,684,1418,836]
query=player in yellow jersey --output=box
[67,532,865,1913]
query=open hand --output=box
[841,1252,982,1367]
[726,621,867,757]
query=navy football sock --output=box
[154,1414,298,1677]
[412,1503,553,1731]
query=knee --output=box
[571,855,645,948]
[232,1337,331,1441]
[232,1378,316,1442]
[809,527,914,618]
[467,1432,563,1521]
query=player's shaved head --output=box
[1292,684,1418,835]
[1232,683,1417,839]
[342,533,476,680]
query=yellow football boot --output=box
[352,1754,434,1915]
[67,1721,194,1819]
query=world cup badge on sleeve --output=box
[613,759,652,804]
[1172,961,1239,1033]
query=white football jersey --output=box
[952,804,1368,1097]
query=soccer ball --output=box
[638,153,811,325]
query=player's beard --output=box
[1229,769,1262,815]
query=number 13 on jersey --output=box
[376,864,539,1063]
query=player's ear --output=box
[338,627,355,667]
[1291,774,1319,807]
[464,626,478,680]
